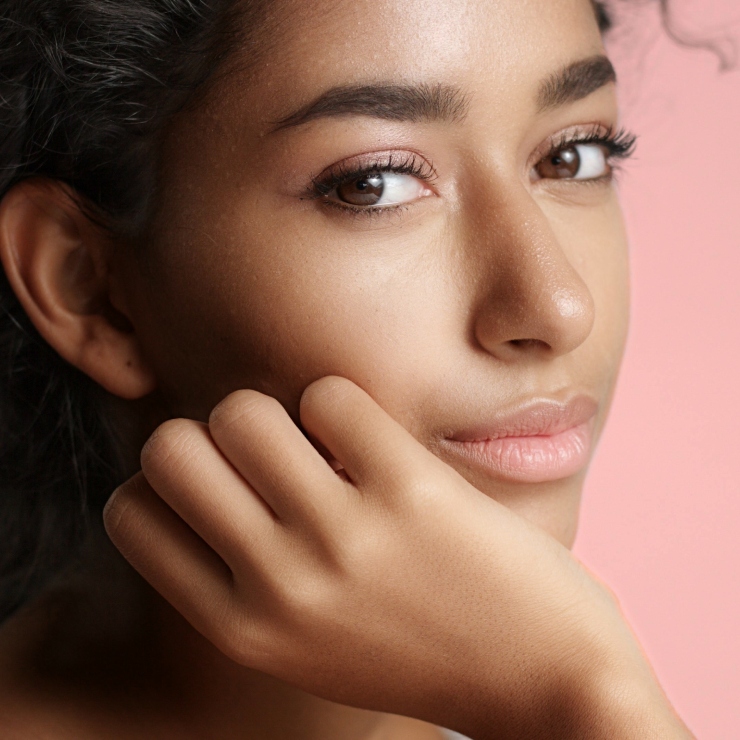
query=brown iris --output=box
[336,173,385,205]
[536,145,581,179]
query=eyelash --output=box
[541,125,637,175]
[309,127,637,217]
[309,151,436,210]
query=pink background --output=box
[574,2,740,737]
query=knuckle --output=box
[102,487,132,545]
[384,465,441,515]
[102,477,149,553]
[279,574,336,625]
[300,375,355,418]
[212,594,285,672]
[140,418,203,474]
[332,528,386,574]
[265,552,337,617]
[208,601,257,664]
[209,389,284,434]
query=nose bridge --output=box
[467,186,595,359]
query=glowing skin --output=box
[0,0,692,738]
[125,0,630,548]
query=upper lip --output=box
[444,395,598,442]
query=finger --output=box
[140,418,277,567]
[299,376,428,488]
[208,389,345,525]
[103,473,235,639]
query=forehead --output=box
[219,0,605,123]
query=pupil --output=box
[535,145,582,180]
[337,173,385,205]
[552,146,580,177]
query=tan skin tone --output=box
[0,0,693,737]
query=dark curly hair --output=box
[0,0,689,623]
[0,0,263,622]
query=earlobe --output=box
[0,179,157,400]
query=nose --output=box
[467,190,595,362]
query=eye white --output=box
[374,172,431,205]
[572,143,609,180]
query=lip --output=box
[441,396,598,483]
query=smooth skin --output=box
[0,0,692,737]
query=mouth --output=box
[440,395,598,484]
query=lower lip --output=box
[443,421,593,483]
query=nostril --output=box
[508,338,549,350]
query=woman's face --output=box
[121,0,629,547]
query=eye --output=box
[535,143,610,181]
[331,172,432,207]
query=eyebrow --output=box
[270,55,616,132]
[271,82,470,131]
[537,55,616,111]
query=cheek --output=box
[133,213,458,424]
[549,193,630,365]
[589,206,630,381]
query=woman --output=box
[0,0,694,737]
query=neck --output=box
[1,530,442,740]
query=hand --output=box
[104,376,689,739]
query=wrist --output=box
[444,605,693,740]
[562,656,694,740]
[453,659,692,740]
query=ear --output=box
[0,179,157,399]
